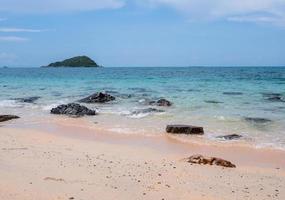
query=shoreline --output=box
[5,116,285,169]
[0,118,285,199]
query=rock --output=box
[185,154,236,168]
[79,92,115,103]
[166,125,204,135]
[262,93,284,102]
[244,117,272,124]
[217,134,242,140]
[13,96,40,103]
[205,100,223,104]
[131,108,164,115]
[45,56,99,67]
[50,103,96,117]
[149,98,172,107]
[0,115,20,122]
[223,92,243,95]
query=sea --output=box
[1,67,285,149]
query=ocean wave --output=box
[0,100,22,108]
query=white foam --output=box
[0,100,21,108]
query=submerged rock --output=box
[244,117,272,124]
[217,134,242,140]
[131,108,164,115]
[0,115,20,122]
[50,103,96,117]
[185,154,236,168]
[13,96,40,103]
[166,125,204,135]
[149,98,172,107]
[223,92,243,95]
[205,100,223,104]
[262,93,284,102]
[79,92,115,103]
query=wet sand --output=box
[0,117,285,200]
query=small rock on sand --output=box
[166,125,204,135]
[185,154,236,168]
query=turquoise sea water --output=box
[0,67,285,149]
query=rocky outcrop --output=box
[149,98,172,107]
[185,154,236,168]
[79,92,115,103]
[0,115,20,122]
[166,125,204,135]
[216,134,242,140]
[50,103,96,117]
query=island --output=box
[44,56,100,67]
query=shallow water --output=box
[0,67,284,149]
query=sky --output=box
[0,0,285,67]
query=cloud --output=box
[228,15,281,23]
[0,0,125,13]
[0,28,45,32]
[141,0,285,25]
[0,36,28,42]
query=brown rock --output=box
[166,125,204,135]
[0,115,20,122]
[185,154,236,168]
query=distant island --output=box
[44,56,100,67]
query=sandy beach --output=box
[0,117,284,200]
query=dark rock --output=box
[223,92,243,95]
[217,134,242,140]
[50,103,96,117]
[185,154,236,168]
[79,92,115,103]
[0,115,20,122]
[262,93,284,102]
[267,96,284,102]
[13,96,40,103]
[149,98,172,107]
[166,125,204,135]
[205,100,223,104]
[244,117,272,124]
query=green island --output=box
[45,56,100,67]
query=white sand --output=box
[0,119,284,200]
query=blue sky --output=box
[0,0,285,67]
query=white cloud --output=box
[0,36,28,42]
[0,0,125,13]
[0,28,45,32]
[141,0,285,25]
